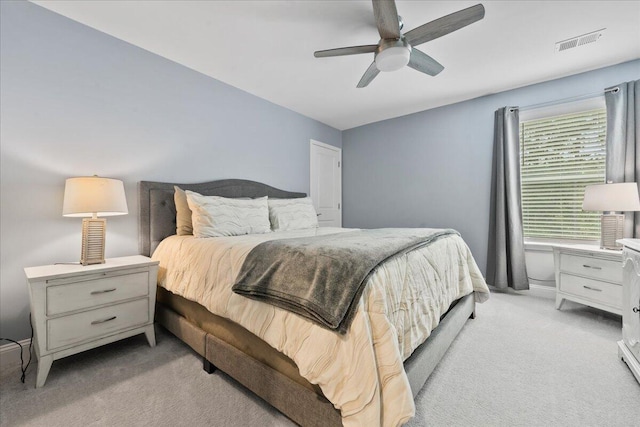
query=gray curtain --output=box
[487,107,529,290]
[605,80,640,238]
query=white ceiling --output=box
[32,1,640,130]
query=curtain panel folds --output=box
[605,80,640,238]
[487,107,529,290]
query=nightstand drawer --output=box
[559,273,622,308]
[560,253,622,283]
[47,298,149,350]
[47,270,149,316]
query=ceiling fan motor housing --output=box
[375,38,412,72]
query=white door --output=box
[310,140,341,227]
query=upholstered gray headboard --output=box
[138,179,306,256]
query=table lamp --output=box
[63,176,128,265]
[582,182,640,250]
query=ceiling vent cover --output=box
[555,29,605,52]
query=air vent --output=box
[555,29,605,52]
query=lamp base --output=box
[600,214,624,250]
[81,218,106,265]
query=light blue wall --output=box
[342,60,640,276]
[0,1,341,341]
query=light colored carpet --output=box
[1,287,639,426]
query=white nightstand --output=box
[25,255,159,387]
[553,244,623,315]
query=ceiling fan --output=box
[314,1,485,88]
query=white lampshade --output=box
[582,182,640,212]
[63,176,128,217]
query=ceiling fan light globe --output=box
[375,46,411,72]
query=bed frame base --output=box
[404,293,475,397]
[155,292,475,426]
[205,329,342,427]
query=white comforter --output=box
[152,227,489,426]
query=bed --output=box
[138,179,489,427]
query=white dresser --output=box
[619,239,640,384]
[25,256,159,387]
[553,245,623,315]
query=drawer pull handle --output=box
[91,316,117,325]
[583,285,602,292]
[633,307,639,313]
[90,288,116,295]
[582,264,602,270]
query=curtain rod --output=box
[516,86,619,112]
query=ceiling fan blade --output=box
[404,4,485,47]
[372,0,401,39]
[357,62,380,88]
[314,45,379,58]
[407,49,444,76]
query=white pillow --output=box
[186,191,271,237]
[268,198,319,231]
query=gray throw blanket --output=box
[232,228,459,334]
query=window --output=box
[519,102,606,241]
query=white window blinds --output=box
[519,108,606,240]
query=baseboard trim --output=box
[530,283,556,292]
[0,338,33,370]
[527,283,556,300]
